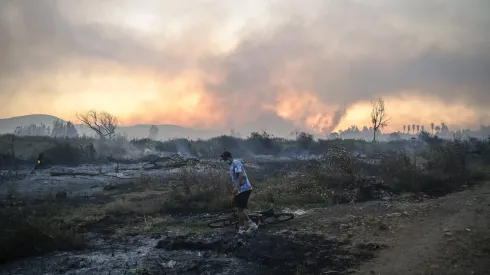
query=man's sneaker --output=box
[246,223,258,233]
[237,228,246,235]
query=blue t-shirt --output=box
[230,159,252,194]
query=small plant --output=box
[379,150,419,192]
[426,138,468,178]
[324,146,358,182]
[162,167,231,214]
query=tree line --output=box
[14,119,78,138]
[10,105,490,142]
[401,122,449,135]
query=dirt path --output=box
[355,183,490,275]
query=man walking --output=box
[220,151,258,234]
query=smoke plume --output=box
[1,0,489,135]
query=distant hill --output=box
[0,113,307,139]
[0,114,63,134]
[0,114,225,140]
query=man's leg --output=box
[241,190,252,223]
[242,209,251,227]
[241,190,258,232]
[236,207,246,226]
[235,191,257,233]
[234,193,247,234]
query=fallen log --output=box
[142,163,164,170]
[50,172,102,177]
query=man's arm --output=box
[235,172,243,191]
[232,161,244,195]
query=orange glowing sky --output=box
[1,0,489,136]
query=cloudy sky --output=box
[1,0,489,135]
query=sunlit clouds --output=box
[1,0,489,136]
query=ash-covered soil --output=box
[0,228,381,275]
[1,149,489,275]
[154,231,381,275]
[1,183,489,275]
[0,155,314,200]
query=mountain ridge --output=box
[0,113,303,139]
[0,114,225,139]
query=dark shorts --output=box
[233,190,252,209]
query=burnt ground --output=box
[150,181,490,275]
[130,181,490,275]
[1,182,489,274]
[154,232,380,274]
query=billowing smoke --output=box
[1,0,490,135]
[325,106,348,135]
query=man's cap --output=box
[220,151,232,160]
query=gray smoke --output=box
[1,0,490,132]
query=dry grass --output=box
[2,139,489,264]
[98,196,164,217]
[160,167,233,214]
[0,208,85,263]
[252,175,335,208]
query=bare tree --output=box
[76,110,118,139]
[371,98,389,142]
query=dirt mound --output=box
[156,231,384,274]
